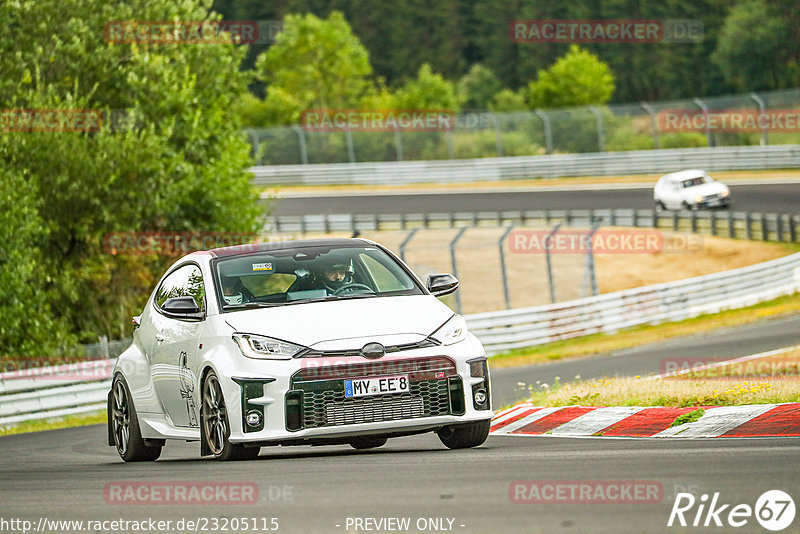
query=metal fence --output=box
[266,209,800,243]
[246,88,800,165]
[250,144,800,186]
[467,250,800,354]
[3,249,799,424]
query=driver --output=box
[315,258,354,294]
[220,276,244,305]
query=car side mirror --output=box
[161,296,204,320]
[426,273,459,297]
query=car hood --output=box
[224,295,454,348]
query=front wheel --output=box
[201,371,260,461]
[437,420,491,449]
[110,377,162,462]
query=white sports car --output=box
[108,238,493,461]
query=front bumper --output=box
[219,341,493,444]
[696,196,730,209]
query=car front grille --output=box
[288,357,458,430]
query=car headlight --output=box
[232,333,305,360]
[722,189,729,197]
[431,315,467,345]
[695,195,703,203]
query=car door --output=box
[149,263,206,428]
[667,181,682,209]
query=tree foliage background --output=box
[0,0,261,356]
[1,0,798,357]
[214,0,800,108]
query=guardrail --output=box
[250,144,800,186]
[468,251,800,354]
[267,209,800,243]
[3,250,799,425]
[0,360,113,426]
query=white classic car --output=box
[108,238,493,461]
[653,170,730,210]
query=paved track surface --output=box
[2,315,800,534]
[271,183,800,216]
[1,424,799,534]
[491,313,800,407]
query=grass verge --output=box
[0,411,106,437]
[489,292,800,369]
[520,376,799,408]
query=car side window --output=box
[155,264,206,312]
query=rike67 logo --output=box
[668,490,795,531]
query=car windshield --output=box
[681,176,708,188]
[213,244,423,309]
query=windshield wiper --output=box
[223,302,281,310]
[285,293,378,305]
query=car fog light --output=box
[474,389,487,405]
[246,410,262,427]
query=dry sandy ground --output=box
[270,227,794,314]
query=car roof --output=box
[659,169,708,181]
[203,237,378,258]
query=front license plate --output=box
[344,375,410,398]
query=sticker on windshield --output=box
[252,262,273,271]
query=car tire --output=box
[349,436,388,450]
[437,419,491,449]
[201,371,260,461]
[681,201,695,211]
[110,376,162,462]
[655,200,667,211]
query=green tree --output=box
[255,11,373,118]
[526,45,615,109]
[488,89,526,112]
[0,162,75,357]
[393,64,460,111]
[0,0,262,347]
[713,0,796,90]
[457,64,503,110]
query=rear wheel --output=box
[111,377,162,462]
[437,420,491,449]
[349,436,388,450]
[201,372,260,461]
[655,200,667,211]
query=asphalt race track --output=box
[1,425,798,534]
[492,313,800,407]
[2,315,800,534]
[271,183,800,217]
